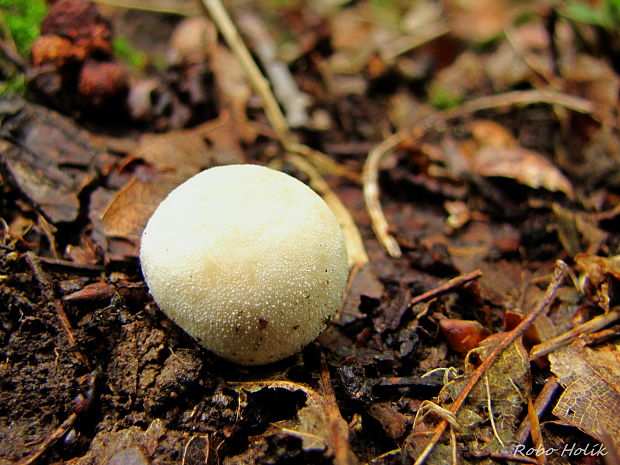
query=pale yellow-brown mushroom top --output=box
[140,164,349,365]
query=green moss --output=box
[0,74,27,96]
[113,36,148,69]
[0,0,47,57]
[429,86,463,110]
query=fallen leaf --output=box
[564,54,620,123]
[445,0,513,43]
[549,341,620,458]
[70,419,167,465]
[101,175,183,241]
[406,335,531,463]
[575,253,620,287]
[552,203,608,257]
[466,120,575,199]
[231,380,358,464]
[439,318,491,354]
[338,262,384,325]
[96,116,245,256]
[574,253,620,310]
[0,99,112,224]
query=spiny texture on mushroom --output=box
[140,164,349,365]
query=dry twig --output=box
[286,154,368,267]
[363,90,596,257]
[412,261,567,465]
[15,413,78,465]
[529,308,620,360]
[409,269,482,307]
[516,376,560,445]
[319,354,360,465]
[236,12,311,127]
[24,252,77,349]
[199,0,368,267]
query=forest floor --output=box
[1,1,620,464]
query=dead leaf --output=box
[0,99,112,224]
[439,319,491,354]
[133,122,229,178]
[549,341,620,458]
[574,253,620,309]
[69,419,167,465]
[563,54,620,123]
[231,380,358,465]
[96,116,245,257]
[552,204,608,257]
[101,175,183,240]
[445,0,513,43]
[466,120,575,199]
[406,335,531,463]
[486,20,553,91]
[575,253,620,287]
[338,263,384,325]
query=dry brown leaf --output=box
[135,133,211,178]
[575,253,620,287]
[101,175,184,240]
[0,100,113,224]
[98,117,244,256]
[552,204,608,257]
[2,140,82,224]
[574,253,620,310]
[445,0,513,43]
[466,120,575,199]
[231,380,358,465]
[70,419,167,465]
[406,335,531,463]
[549,341,620,457]
[486,20,552,91]
[563,54,620,123]
[439,319,491,354]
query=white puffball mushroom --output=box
[140,164,349,365]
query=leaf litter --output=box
[1,1,620,465]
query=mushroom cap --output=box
[140,164,349,365]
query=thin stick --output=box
[199,0,291,140]
[516,376,560,445]
[363,90,596,257]
[529,308,620,360]
[287,154,368,267]
[15,413,78,465]
[319,354,360,465]
[199,0,368,267]
[236,12,310,127]
[201,0,361,181]
[25,252,77,348]
[413,261,567,465]
[94,0,200,15]
[287,141,362,184]
[363,133,408,258]
[410,269,483,307]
